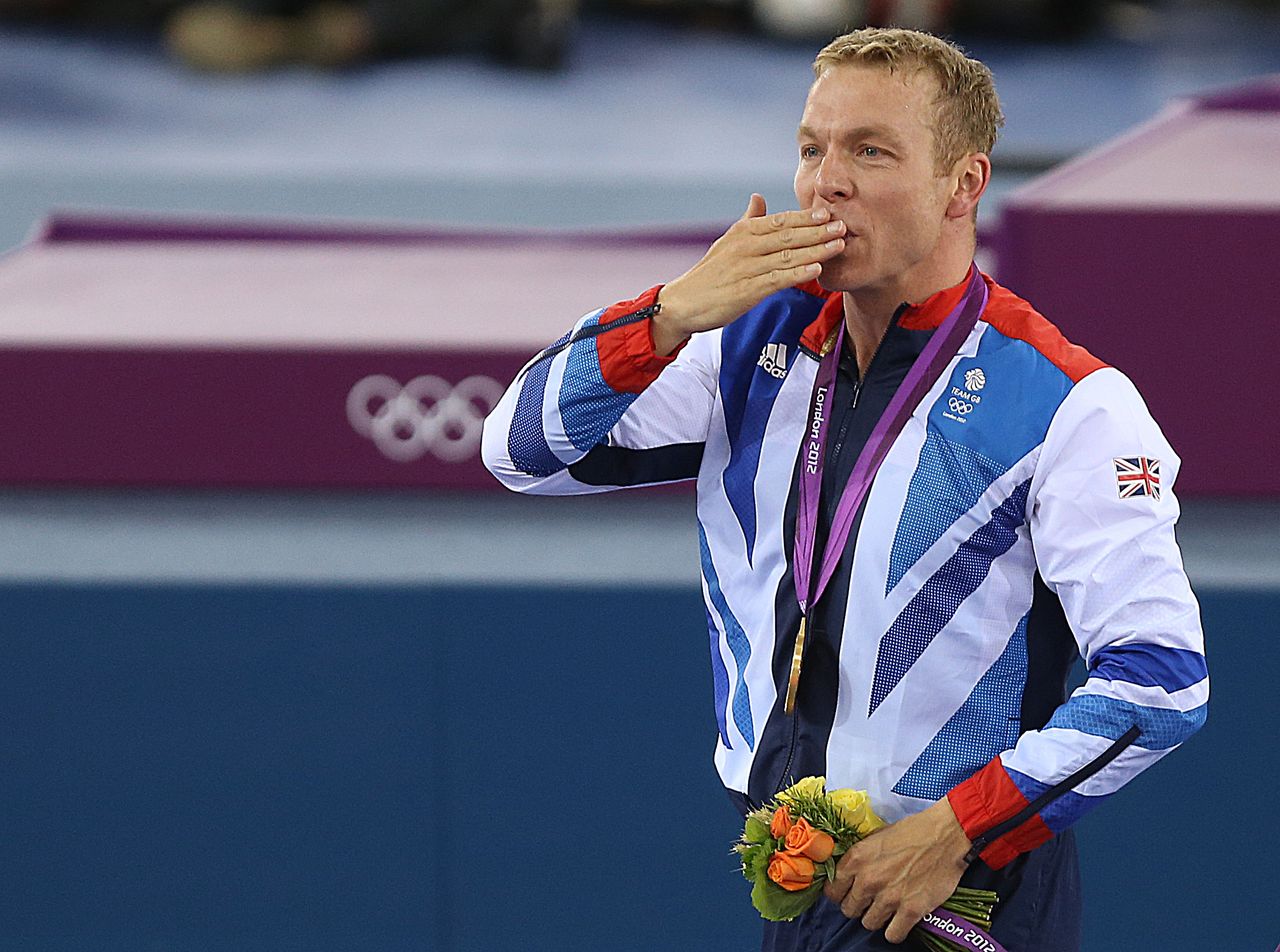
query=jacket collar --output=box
[798,264,978,353]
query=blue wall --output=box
[0,585,1270,951]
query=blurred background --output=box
[1,1,1278,951]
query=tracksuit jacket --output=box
[481,267,1207,950]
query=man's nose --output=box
[814,155,853,203]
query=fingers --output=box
[742,192,767,219]
[824,849,919,944]
[740,234,841,297]
[859,896,894,934]
[747,261,824,297]
[884,905,928,944]
[659,199,838,335]
[840,885,873,922]
[726,209,844,295]
[763,219,845,252]
[838,888,925,944]
[824,845,857,904]
[759,234,844,272]
[824,871,849,906]
[742,215,844,275]
[743,205,833,237]
[735,212,843,277]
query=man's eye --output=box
[800,145,819,159]
[861,146,881,158]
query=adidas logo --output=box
[757,342,789,379]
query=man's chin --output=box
[816,258,868,294]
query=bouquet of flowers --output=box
[734,777,1002,952]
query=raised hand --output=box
[651,194,846,355]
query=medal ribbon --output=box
[917,909,1009,952]
[786,268,988,713]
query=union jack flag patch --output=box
[1114,457,1161,500]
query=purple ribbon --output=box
[916,908,1009,952]
[792,267,988,616]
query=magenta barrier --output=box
[0,216,713,490]
[35,211,725,249]
[0,345,532,489]
[996,75,1280,496]
[998,206,1280,496]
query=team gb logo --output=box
[964,368,987,392]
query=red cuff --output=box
[595,285,684,394]
[947,756,1053,870]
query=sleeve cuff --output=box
[947,756,1054,870]
[596,285,685,394]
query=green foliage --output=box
[733,840,777,882]
[743,815,771,844]
[747,846,773,882]
[750,875,824,922]
[775,788,861,847]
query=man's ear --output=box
[945,153,991,220]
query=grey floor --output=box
[0,489,1275,591]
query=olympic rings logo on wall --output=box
[346,374,504,463]
[947,396,974,415]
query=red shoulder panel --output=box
[979,276,1109,383]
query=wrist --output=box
[651,290,691,356]
[925,797,972,864]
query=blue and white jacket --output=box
[481,269,1207,868]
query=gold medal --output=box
[783,616,807,715]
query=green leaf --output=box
[735,843,769,881]
[750,877,824,922]
[743,816,771,844]
[747,846,773,881]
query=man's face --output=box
[793,63,957,296]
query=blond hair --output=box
[813,28,1004,171]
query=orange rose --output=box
[784,817,835,862]
[770,804,793,839]
[766,850,815,892]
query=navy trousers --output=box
[759,831,1082,952]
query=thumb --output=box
[742,193,767,219]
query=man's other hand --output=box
[823,797,971,944]
[651,194,846,355]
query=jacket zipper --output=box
[773,312,896,793]
[517,303,661,379]
[964,725,1142,863]
[830,323,888,454]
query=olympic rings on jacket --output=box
[947,396,974,415]
[346,374,504,462]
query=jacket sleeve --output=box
[481,286,720,495]
[947,367,1208,868]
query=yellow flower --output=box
[778,776,826,803]
[829,788,886,836]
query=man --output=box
[482,28,1206,952]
